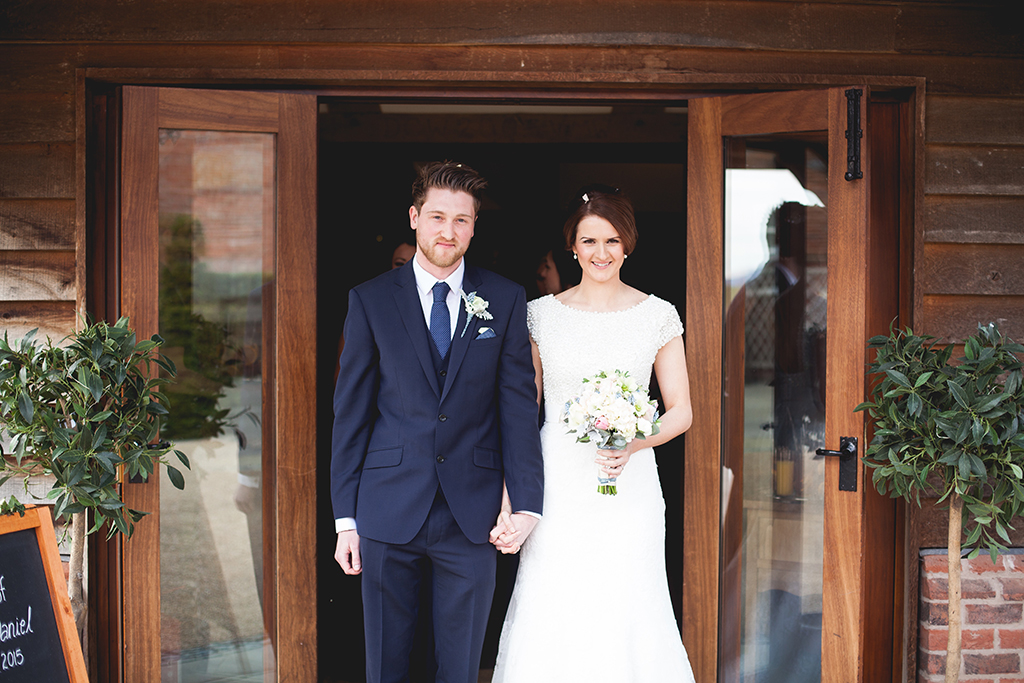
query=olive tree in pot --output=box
[856,323,1024,683]
[0,317,190,654]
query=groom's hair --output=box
[563,185,638,255]
[411,161,488,213]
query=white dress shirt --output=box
[412,255,465,340]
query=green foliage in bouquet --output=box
[855,322,1024,561]
[0,318,190,537]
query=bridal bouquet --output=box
[561,369,660,495]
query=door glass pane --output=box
[158,130,276,683]
[719,136,828,683]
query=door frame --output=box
[686,87,908,682]
[82,67,921,683]
[103,86,317,682]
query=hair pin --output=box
[582,193,589,203]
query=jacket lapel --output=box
[393,264,441,398]
[440,265,478,402]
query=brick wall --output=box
[919,551,1024,682]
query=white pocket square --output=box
[476,327,497,339]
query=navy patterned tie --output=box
[430,281,451,357]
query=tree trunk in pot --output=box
[69,510,88,672]
[945,493,963,683]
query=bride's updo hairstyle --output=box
[562,184,638,256]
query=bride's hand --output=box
[596,444,637,479]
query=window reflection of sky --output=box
[724,169,824,287]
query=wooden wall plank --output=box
[0,40,1019,96]
[923,196,1024,244]
[0,1,1016,57]
[0,143,75,198]
[0,0,900,52]
[0,199,75,249]
[0,300,76,342]
[0,251,76,301]
[925,146,1024,196]
[922,243,1024,296]
[896,5,1023,56]
[0,45,76,92]
[920,294,1024,342]
[927,96,1024,146]
[0,92,75,144]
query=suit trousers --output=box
[361,487,497,683]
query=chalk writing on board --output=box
[0,574,34,674]
[0,529,71,683]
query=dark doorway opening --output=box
[315,100,688,682]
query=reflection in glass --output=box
[719,139,828,683]
[158,130,276,683]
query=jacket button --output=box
[439,414,447,422]
[436,455,445,463]
[440,370,447,377]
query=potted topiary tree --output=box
[856,322,1024,683]
[0,317,190,652]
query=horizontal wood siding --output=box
[1,1,1019,57]
[0,199,75,250]
[0,300,77,342]
[920,92,1024,345]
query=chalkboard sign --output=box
[0,507,87,683]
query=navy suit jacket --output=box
[330,260,544,545]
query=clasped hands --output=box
[489,510,539,555]
[489,446,632,555]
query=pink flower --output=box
[594,416,610,430]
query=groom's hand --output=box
[335,530,362,575]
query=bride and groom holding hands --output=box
[331,161,696,683]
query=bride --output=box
[490,186,696,682]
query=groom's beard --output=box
[417,233,469,270]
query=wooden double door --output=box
[111,86,902,682]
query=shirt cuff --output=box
[237,473,260,489]
[515,510,542,519]
[336,517,357,533]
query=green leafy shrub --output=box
[856,323,1024,560]
[0,318,190,537]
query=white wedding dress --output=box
[492,294,696,683]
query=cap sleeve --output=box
[526,297,543,346]
[654,299,684,351]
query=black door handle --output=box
[815,436,857,492]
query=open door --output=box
[117,87,317,682]
[685,88,898,683]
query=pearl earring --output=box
[573,253,578,260]
[624,254,628,259]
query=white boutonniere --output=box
[460,290,493,337]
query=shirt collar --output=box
[412,254,465,299]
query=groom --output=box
[331,161,544,683]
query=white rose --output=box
[567,401,588,428]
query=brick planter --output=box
[919,551,1024,682]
